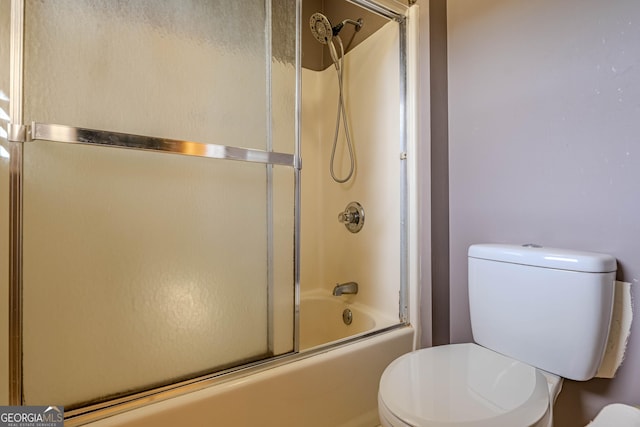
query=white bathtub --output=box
[87,315,413,427]
[300,290,397,350]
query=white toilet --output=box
[378,243,617,427]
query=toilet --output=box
[378,243,617,427]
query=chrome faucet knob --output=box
[338,210,356,224]
[337,201,365,233]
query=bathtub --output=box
[300,290,398,350]
[85,294,413,427]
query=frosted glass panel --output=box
[272,165,296,355]
[19,0,297,409]
[22,142,278,407]
[272,0,297,154]
[24,0,268,149]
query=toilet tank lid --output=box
[468,244,617,273]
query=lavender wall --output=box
[444,0,640,424]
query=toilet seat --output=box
[378,343,551,427]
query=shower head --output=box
[310,13,365,45]
[310,12,333,45]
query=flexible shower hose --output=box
[328,36,355,184]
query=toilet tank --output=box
[468,244,616,381]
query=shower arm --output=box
[333,18,363,36]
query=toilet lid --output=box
[379,343,550,427]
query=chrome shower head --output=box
[310,13,365,45]
[310,12,333,45]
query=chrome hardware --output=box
[337,201,365,233]
[332,18,363,36]
[19,122,297,167]
[342,309,353,325]
[7,123,31,142]
[333,282,358,296]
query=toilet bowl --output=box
[378,343,562,427]
[378,244,616,427]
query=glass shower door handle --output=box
[11,122,299,168]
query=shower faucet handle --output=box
[338,202,365,233]
[338,210,356,224]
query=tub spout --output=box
[333,282,358,296]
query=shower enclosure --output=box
[0,0,417,424]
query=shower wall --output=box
[301,21,401,320]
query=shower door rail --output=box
[8,122,299,167]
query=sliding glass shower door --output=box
[11,0,298,410]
